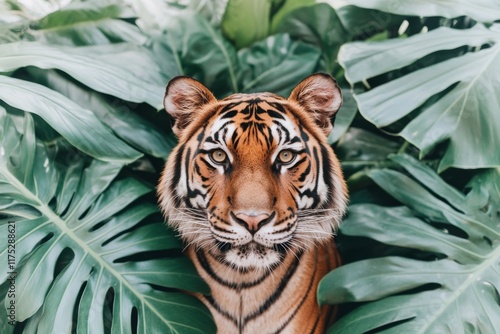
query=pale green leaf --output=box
[28,67,175,158]
[342,0,500,23]
[340,24,500,170]
[319,155,500,333]
[0,41,165,108]
[0,76,142,162]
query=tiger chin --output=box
[158,73,348,334]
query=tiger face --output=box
[158,74,347,271]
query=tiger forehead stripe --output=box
[217,98,288,119]
[203,99,298,150]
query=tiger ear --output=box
[164,76,216,136]
[289,73,342,136]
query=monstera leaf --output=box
[0,42,165,108]
[340,13,500,171]
[238,34,321,96]
[342,0,500,23]
[0,109,214,333]
[319,154,500,333]
[24,2,146,46]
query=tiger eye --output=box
[278,150,295,164]
[211,150,227,163]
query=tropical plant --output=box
[0,0,499,333]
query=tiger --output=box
[157,73,348,334]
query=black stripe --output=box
[170,144,185,195]
[211,224,235,234]
[298,162,311,182]
[268,102,287,114]
[242,250,304,326]
[202,294,238,327]
[310,312,322,334]
[196,250,272,290]
[274,121,291,143]
[272,248,319,333]
[221,109,238,119]
[194,162,208,182]
[219,102,241,115]
[320,144,334,207]
[267,108,285,120]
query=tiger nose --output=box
[232,212,275,234]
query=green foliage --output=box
[340,21,500,171]
[0,0,499,333]
[0,109,212,333]
[320,155,500,332]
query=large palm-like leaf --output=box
[0,42,165,108]
[342,0,500,23]
[26,2,147,46]
[339,3,500,171]
[319,154,500,333]
[0,108,214,333]
[0,75,142,163]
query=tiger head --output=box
[158,74,348,271]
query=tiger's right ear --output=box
[163,76,216,136]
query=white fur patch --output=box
[224,243,281,270]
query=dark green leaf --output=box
[274,3,349,73]
[320,155,500,333]
[270,0,315,33]
[238,34,321,96]
[161,13,239,97]
[0,109,214,332]
[340,24,500,170]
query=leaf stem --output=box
[398,140,410,154]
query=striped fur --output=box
[158,74,348,333]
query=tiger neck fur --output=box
[187,240,339,334]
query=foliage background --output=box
[0,0,499,333]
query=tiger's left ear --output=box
[164,76,216,137]
[289,73,342,136]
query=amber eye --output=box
[211,149,227,164]
[278,150,295,164]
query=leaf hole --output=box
[101,216,159,247]
[71,281,87,334]
[148,283,182,294]
[37,232,55,247]
[393,283,441,297]
[484,236,493,247]
[428,222,469,239]
[113,249,183,264]
[58,192,76,218]
[88,217,113,233]
[131,307,138,334]
[48,196,57,211]
[78,204,94,221]
[54,248,75,278]
[103,287,115,334]
[365,317,414,333]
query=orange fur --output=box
[158,74,347,333]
